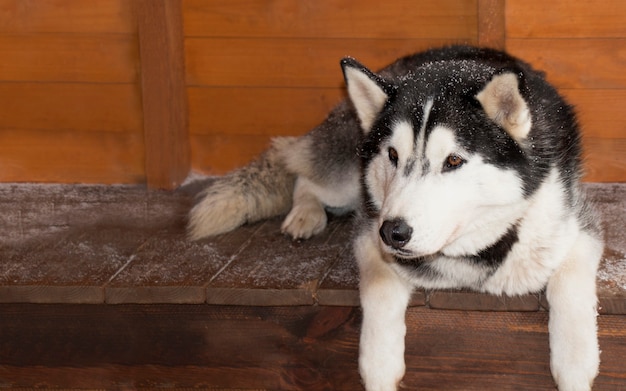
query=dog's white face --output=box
[366,118,527,260]
[343,60,533,261]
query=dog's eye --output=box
[443,154,465,171]
[388,147,399,166]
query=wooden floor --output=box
[0,182,625,390]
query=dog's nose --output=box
[379,219,412,249]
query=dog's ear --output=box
[476,72,531,142]
[341,58,391,133]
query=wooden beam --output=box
[135,0,190,189]
[477,0,506,49]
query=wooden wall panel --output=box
[505,0,626,182]
[0,1,622,183]
[0,0,143,184]
[506,39,626,90]
[507,0,626,39]
[183,0,477,39]
[0,34,137,83]
[562,90,626,139]
[564,90,626,182]
[185,0,479,174]
[0,129,144,183]
[188,87,343,137]
[584,139,626,183]
[0,0,134,34]
[190,134,275,175]
[186,38,459,88]
[477,0,505,49]
[0,84,142,133]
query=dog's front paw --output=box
[359,331,406,391]
[551,348,599,391]
[281,198,327,239]
[552,368,596,391]
[359,353,405,391]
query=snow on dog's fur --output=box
[189,46,603,391]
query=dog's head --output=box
[342,56,538,260]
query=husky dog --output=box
[188,46,603,391]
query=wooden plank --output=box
[562,89,626,139]
[190,133,274,174]
[185,38,474,88]
[0,183,190,245]
[183,0,477,39]
[0,34,138,83]
[583,138,626,183]
[477,0,505,49]
[559,88,626,181]
[135,0,190,189]
[106,220,264,304]
[0,305,362,389]
[206,218,349,306]
[403,310,626,390]
[0,129,145,183]
[506,39,626,89]
[428,290,541,311]
[188,87,344,137]
[0,0,135,34]
[0,83,142,133]
[507,0,626,39]
[0,304,624,389]
[0,227,153,304]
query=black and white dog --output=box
[189,46,603,391]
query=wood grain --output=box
[562,89,626,139]
[188,87,344,137]
[183,0,477,39]
[0,128,145,183]
[0,83,142,133]
[0,0,140,184]
[0,0,134,34]
[185,38,473,88]
[190,133,275,174]
[135,0,190,189]
[507,0,626,38]
[207,217,351,306]
[561,89,626,181]
[0,34,138,83]
[477,0,505,49]
[506,39,626,89]
[0,304,623,389]
[584,138,626,183]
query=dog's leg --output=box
[546,231,602,391]
[281,177,328,239]
[355,232,413,391]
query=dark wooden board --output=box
[0,305,624,390]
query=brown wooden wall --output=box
[185,0,481,174]
[506,0,626,182]
[0,0,624,187]
[0,0,145,183]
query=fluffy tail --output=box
[187,137,297,240]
